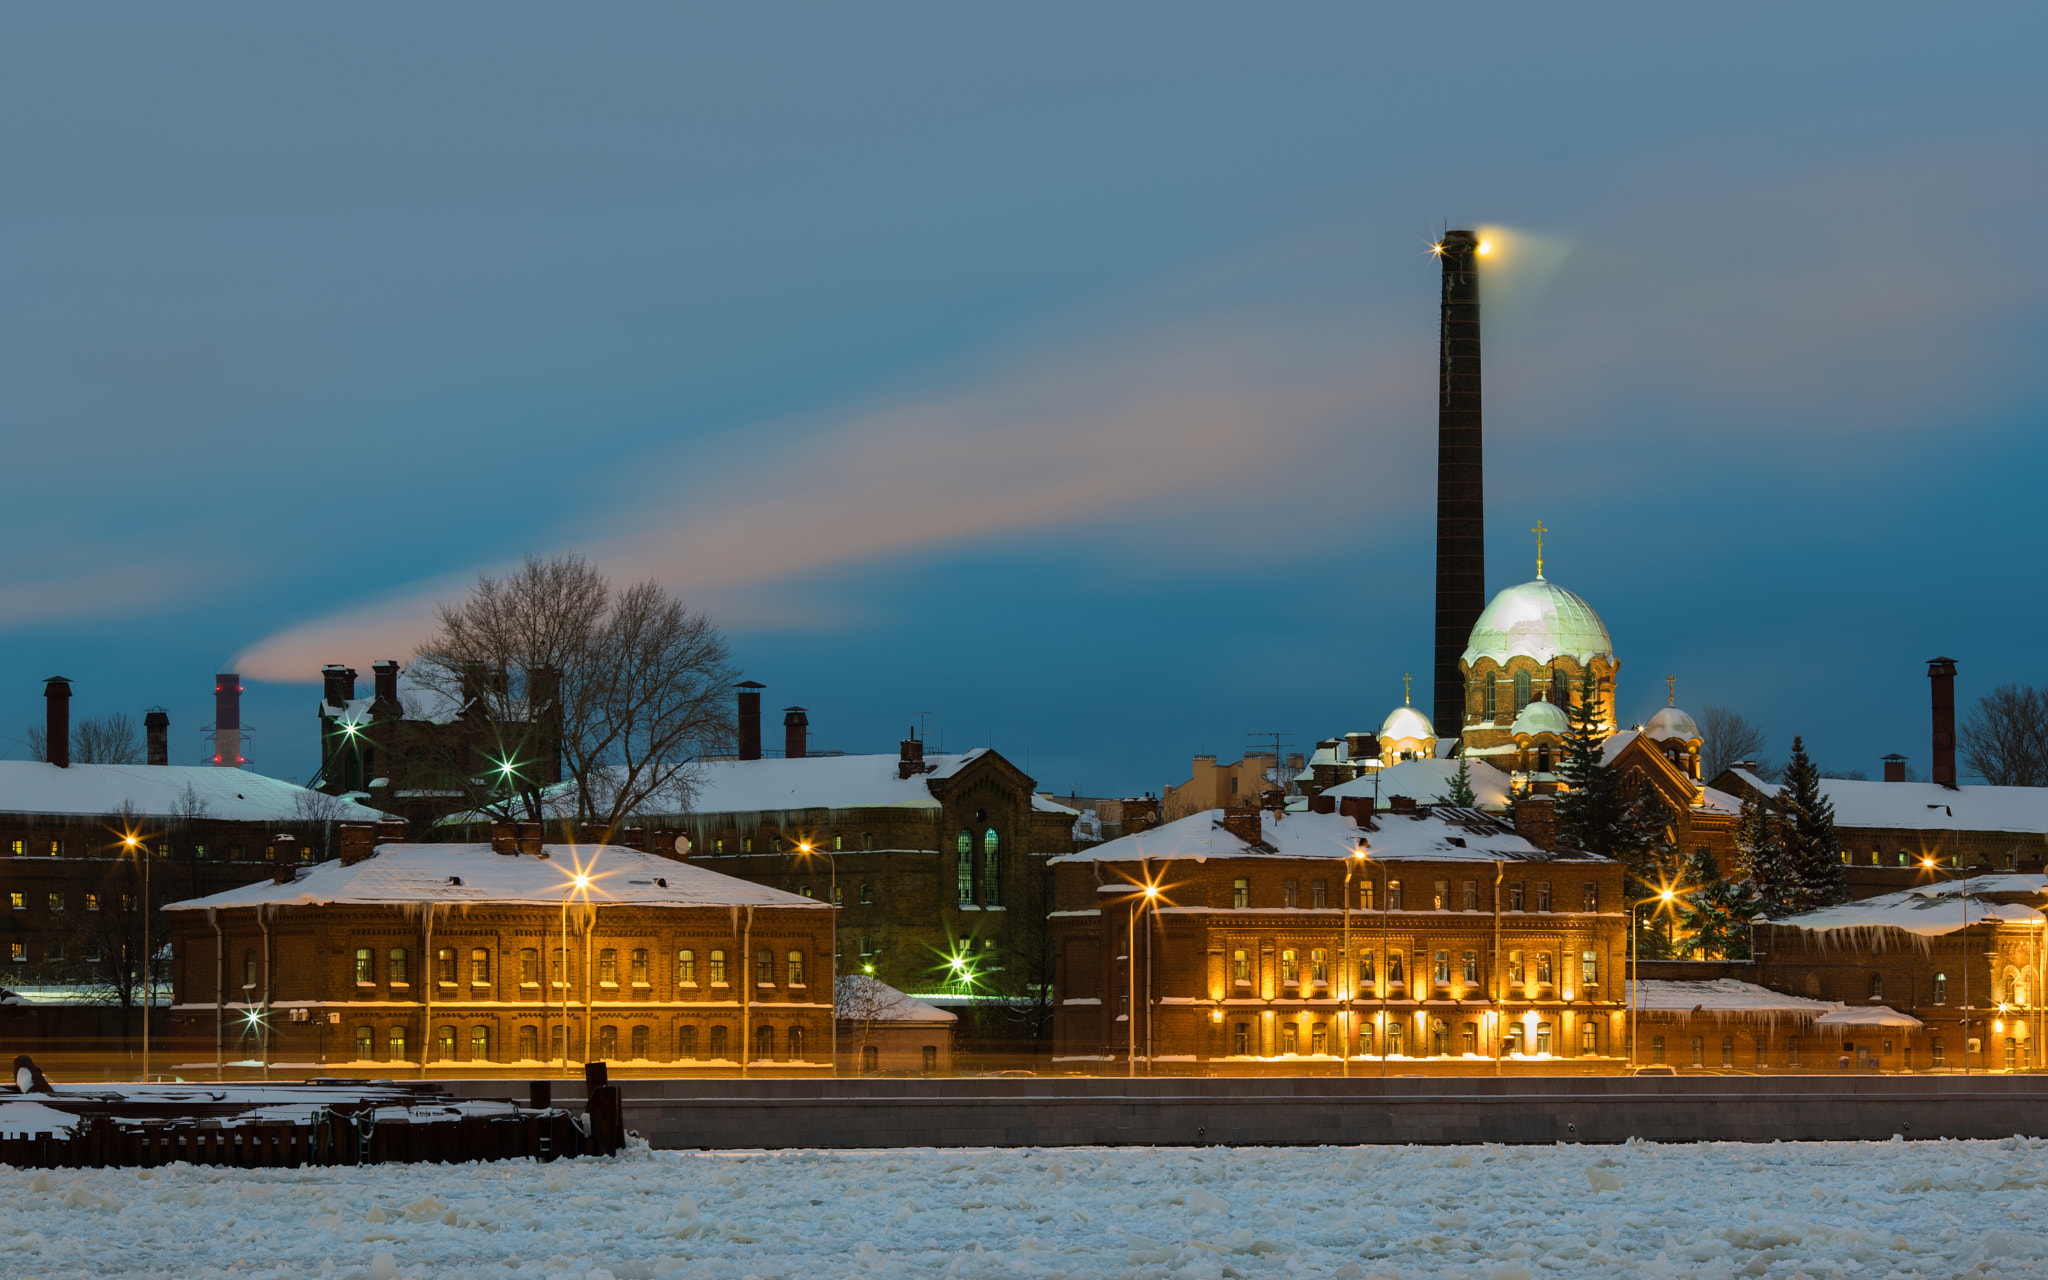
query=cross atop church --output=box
[1532,520,1548,580]
[1667,673,1677,706]
[1402,673,1412,705]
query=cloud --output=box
[0,559,210,628]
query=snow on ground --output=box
[2,1137,2048,1278]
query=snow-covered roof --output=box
[1460,578,1614,668]
[835,975,956,1023]
[1322,758,1513,811]
[1033,793,1080,816]
[1812,1005,1923,1029]
[1626,978,1835,1017]
[1732,771,2048,836]
[1052,805,1602,867]
[1511,700,1569,738]
[1697,785,1744,816]
[1646,707,1702,743]
[1766,875,2048,936]
[1380,705,1435,743]
[0,762,389,823]
[162,841,829,913]
[1598,729,1640,768]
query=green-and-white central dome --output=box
[1460,578,1614,668]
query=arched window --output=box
[470,1025,490,1061]
[1482,672,1497,720]
[1536,745,1552,773]
[630,949,649,984]
[517,1025,538,1061]
[437,1025,456,1060]
[1431,1019,1449,1056]
[1551,666,1570,704]
[756,1025,776,1062]
[389,1026,408,1062]
[599,949,618,985]
[355,1026,373,1059]
[956,830,975,905]
[982,830,1001,906]
[788,1026,806,1060]
[595,1025,617,1060]
[1513,669,1532,712]
[861,1044,879,1073]
[470,948,490,984]
[678,1025,698,1059]
[787,950,805,986]
[630,1025,649,1060]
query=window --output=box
[46,892,62,912]
[800,886,813,899]
[390,949,408,985]
[436,948,456,984]
[1430,1019,1448,1056]
[1551,667,1570,705]
[678,1026,698,1059]
[1871,972,1883,1001]
[596,1025,618,1060]
[920,1043,936,1073]
[859,883,874,905]
[1536,882,1552,912]
[714,838,725,855]
[1310,949,1327,983]
[1583,883,1599,912]
[244,949,258,988]
[1433,880,1448,910]
[1537,952,1553,985]
[1461,951,1478,984]
[756,1025,775,1061]
[1787,1037,1801,1068]
[833,834,843,852]
[788,1027,806,1060]
[831,885,843,905]
[85,894,99,912]
[1582,949,1598,985]
[1508,950,1524,984]
[1311,880,1327,909]
[1358,950,1374,986]
[630,948,649,984]
[957,830,975,905]
[521,949,540,985]
[8,943,20,963]
[1581,1022,1598,1055]
[1509,882,1525,911]
[1537,1022,1553,1055]
[1934,973,1947,1004]
[1461,882,1477,911]
[631,1025,650,1060]
[1433,951,1450,984]
[356,1026,373,1059]
[679,949,696,985]
[1387,952,1405,986]
[1514,669,1532,712]
[1233,879,1248,909]
[1362,882,1373,910]
[1388,880,1403,910]
[1722,1036,1735,1068]
[470,948,490,985]
[1387,1023,1405,1056]
[437,1026,456,1060]
[1932,1036,1945,1067]
[48,841,61,857]
[1691,1036,1705,1067]
[390,1027,408,1062]
[551,948,567,987]
[518,1025,538,1061]
[470,1026,490,1060]
[860,1044,878,1073]
[1283,879,1299,909]
[862,833,874,851]
[1232,949,1250,983]
[1461,1023,1478,1054]
[599,949,618,985]
[756,949,773,984]
[787,950,805,986]
[6,893,20,911]
[1233,1022,1250,1056]
[983,830,1001,906]
[1280,1024,1298,1055]
[770,836,783,853]
[710,1025,729,1058]
[742,837,753,854]
[1311,1023,1328,1055]
[2006,1038,2018,1069]
[1755,1037,1768,1068]
[1652,1035,1666,1064]
[1281,949,1299,984]
[354,949,374,984]
[1483,673,1497,719]
[551,1026,565,1061]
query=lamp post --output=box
[1627,886,1678,1072]
[556,864,595,1072]
[1126,882,1158,1078]
[1343,843,1369,1078]
[122,834,151,1082]
[1916,884,1970,1075]
[796,841,839,1074]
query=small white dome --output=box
[1461,578,1614,669]
[1646,706,1702,743]
[1380,705,1436,743]
[1511,700,1570,738]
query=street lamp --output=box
[1126,881,1159,1078]
[122,833,152,1083]
[555,855,600,1073]
[1916,883,1971,1075]
[1343,843,1370,1078]
[1627,885,1681,1072]
[794,841,840,1075]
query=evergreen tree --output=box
[1736,790,1797,917]
[1438,759,1478,808]
[1629,788,1688,959]
[1778,735,1847,912]
[1554,669,1654,868]
[1676,844,1760,959]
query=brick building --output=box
[1162,752,1294,822]
[1049,801,1628,1072]
[163,823,833,1076]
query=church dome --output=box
[1511,700,1570,738]
[1646,706,1702,743]
[1380,705,1436,743]
[1460,578,1615,669]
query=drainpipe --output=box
[741,906,754,1079]
[1493,861,1503,1076]
[258,909,272,1082]
[212,909,224,1081]
[422,905,434,1079]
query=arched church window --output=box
[956,830,975,905]
[1513,670,1532,713]
[1551,667,1571,705]
[982,830,1001,906]
[1536,745,1552,773]
[1482,673,1497,720]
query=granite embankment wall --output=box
[443,1076,2048,1149]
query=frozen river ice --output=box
[0,1136,2044,1278]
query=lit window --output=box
[1433,951,1450,984]
[756,949,773,984]
[1462,951,1478,984]
[1232,949,1250,982]
[709,950,727,984]
[520,948,539,985]
[1281,950,1298,984]
[471,1025,490,1061]
[436,948,456,984]
[1284,879,1298,909]
[85,894,99,912]
[679,949,696,985]
[390,949,408,984]
[1233,879,1248,909]
[1310,949,1327,983]
[7,893,20,911]
[1388,880,1403,910]
[788,950,805,986]
[470,948,490,985]
[599,948,618,985]
[45,892,61,912]
[630,948,649,984]
[389,1027,408,1062]
[354,948,374,985]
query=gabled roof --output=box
[1764,874,2048,936]
[1321,758,1513,811]
[1720,770,2048,836]
[1052,805,1605,866]
[0,762,389,824]
[835,975,955,1023]
[1627,978,1835,1016]
[162,841,829,913]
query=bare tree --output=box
[416,554,737,838]
[1699,704,1770,782]
[287,788,352,861]
[1962,683,2048,787]
[836,973,892,1074]
[25,713,142,764]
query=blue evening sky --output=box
[2,5,2044,796]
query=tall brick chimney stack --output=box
[321,664,356,708]
[1434,228,1486,744]
[271,834,299,885]
[1928,657,1959,790]
[1882,753,1908,783]
[371,660,401,709]
[144,707,169,765]
[213,672,243,768]
[43,677,71,769]
[898,733,925,780]
[735,681,764,761]
[783,707,808,760]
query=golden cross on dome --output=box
[1402,673,1412,705]
[1532,520,1548,580]
[1667,673,1677,707]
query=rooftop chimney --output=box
[337,821,376,866]
[321,664,356,708]
[43,677,71,769]
[144,707,169,765]
[371,660,401,710]
[1221,803,1262,846]
[1928,657,1958,790]
[271,834,299,884]
[1882,753,1908,783]
[736,681,765,761]
[898,733,925,780]
[213,673,243,768]
[376,817,408,847]
[784,707,809,760]
[1434,228,1486,744]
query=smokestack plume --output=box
[1434,228,1485,744]
[213,672,243,768]
[145,707,169,765]
[784,707,808,760]
[1928,657,1958,790]
[735,681,764,760]
[43,677,71,769]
